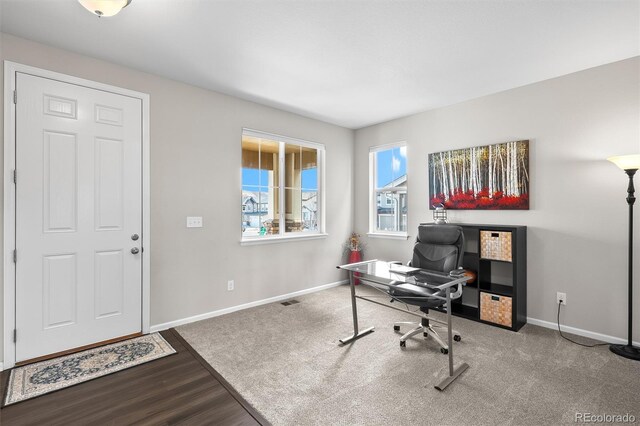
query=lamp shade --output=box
[78,0,131,17]
[607,154,640,171]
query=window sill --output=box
[240,233,328,246]
[367,232,410,240]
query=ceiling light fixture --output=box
[78,0,132,17]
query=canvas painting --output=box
[428,140,529,210]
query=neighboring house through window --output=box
[241,129,324,241]
[369,143,407,236]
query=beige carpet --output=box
[177,285,640,425]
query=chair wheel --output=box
[423,332,428,337]
[440,348,448,354]
[394,325,400,331]
[400,341,406,347]
[454,335,461,342]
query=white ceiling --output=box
[1,0,639,129]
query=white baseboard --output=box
[527,317,640,347]
[150,280,348,333]
[147,281,638,349]
[0,362,3,371]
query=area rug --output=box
[3,333,176,406]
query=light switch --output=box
[186,216,203,228]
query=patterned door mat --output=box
[3,333,176,406]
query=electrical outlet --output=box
[557,292,567,305]
[227,280,234,291]
[186,216,203,228]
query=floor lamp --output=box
[608,154,640,361]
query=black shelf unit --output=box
[431,223,527,331]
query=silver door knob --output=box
[131,234,139,241]
[131,247,140,254]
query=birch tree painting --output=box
[428,140,529,210]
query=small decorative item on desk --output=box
[344,232,366,285]
[433,203,447,224]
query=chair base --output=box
[394,321,461,353]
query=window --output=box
[370,143,407,236]
[241,129,324,241]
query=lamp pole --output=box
[608,156,640,361]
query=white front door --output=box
[15,72,143,362]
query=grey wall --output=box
[0,33,354,363]
[354,57,640,342]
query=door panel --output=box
[43,254,78,329]
[94,249,125,319]
[43,94,77,119]
[43,131,78,232]
[15,72,143,362]
[95,137,124,230]
[95,104,124,126]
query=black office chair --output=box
[389,224,465,354]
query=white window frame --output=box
[241,128,326,245]
[368,142,409,239]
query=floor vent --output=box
[281,299,300,306]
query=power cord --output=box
[556,302,608,348]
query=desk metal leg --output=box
[435,286,469,390]
[339,271,374,344]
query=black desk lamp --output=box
[608,154,640,361]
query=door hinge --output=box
[13,329,17,343]
[13,90,17,105]
[13,169,17,184]
[13,249,16,263]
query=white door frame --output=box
[3,61,151,369]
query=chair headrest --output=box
[417,225,463,245]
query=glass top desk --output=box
[337,259,470,390]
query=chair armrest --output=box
[389,260,412,266]
[448,267,466,278]
[414,271,468,290]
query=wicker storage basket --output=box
[480,292,512,327]
[480,230,512,262]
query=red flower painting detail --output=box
[428,141,529,210]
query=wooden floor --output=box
[0,329,268,426]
